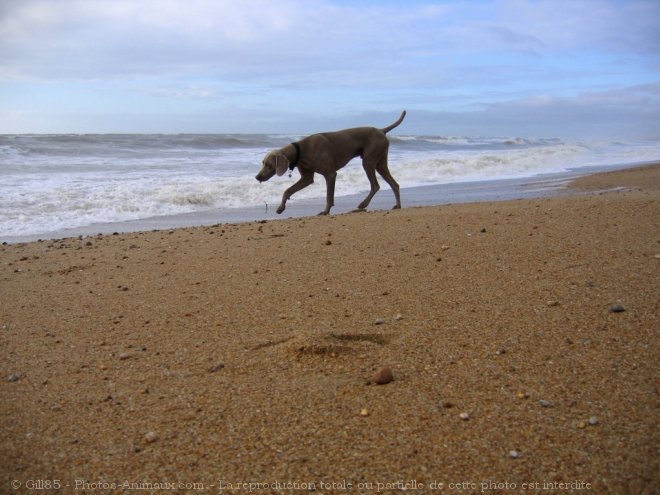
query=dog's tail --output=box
[381,110,407,134]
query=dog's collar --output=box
[289,142,301,170]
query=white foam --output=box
[1,134,659,239]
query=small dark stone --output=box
[372,367,393,385]
[209,363,225,373]
[609,304,625,313]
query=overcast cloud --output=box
[0,0,658,137]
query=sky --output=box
[0,0,659,137]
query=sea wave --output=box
[1,134,659,239]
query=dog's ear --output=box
[275,153,289,176]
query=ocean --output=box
[1,133,659,242]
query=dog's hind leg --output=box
[356,160,380,210]
[376,162,401,209]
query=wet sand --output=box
[1,164,658,494]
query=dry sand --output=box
[1,165,658,494]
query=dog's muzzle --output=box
[255,169,275,182]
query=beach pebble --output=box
[372,367,393,385]
[654,254,660,259]
[360,408,370,417]
[394,313,403,321]
[539,399,553,408]
[516,392,529,400]
[144,431,159,443]
[589,416,599,425]
[459,412,470,421]
[209,363,225,373]
[546,300,560,307]
[7,373,21,382]
[509,450,520,459]
[609,304,625,313]
[373,318,385,325]
[118,352,130,360]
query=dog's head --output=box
[256,151,289,182]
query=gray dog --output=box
[256,111,406,215]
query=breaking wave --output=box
[1,133,658,238]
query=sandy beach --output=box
[1,164,658,494]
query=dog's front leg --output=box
[277,170,314,214]
[319,172,336,215]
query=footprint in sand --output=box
[252,331,389,357]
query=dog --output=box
[256,110,406,215]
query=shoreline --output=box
[2,164,658,493]
[3,161,656,244]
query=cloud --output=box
[3,0,656,82]
[0,0,296,78]
[403,83,660,138]
[145,85,223,100]
[0,0,658,136]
